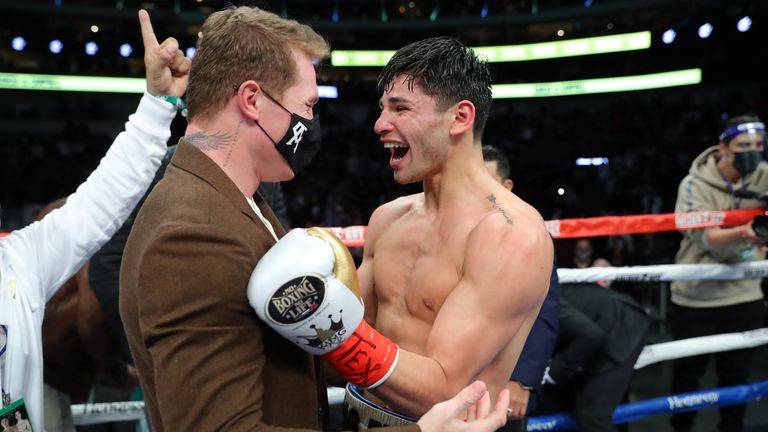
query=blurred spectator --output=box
[573,238,595,268]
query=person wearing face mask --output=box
[670,115,768,432]
[572,239,595,269]
[120,7,509,432]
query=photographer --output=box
[671,115,768,432]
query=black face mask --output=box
[255,92,322,174]
[731,150,764,175]
[575,250,592,261]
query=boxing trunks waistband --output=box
[344,383,416,430]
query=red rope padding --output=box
[544,208,765,239]
[324,209,766,246]
[2,209,764,245]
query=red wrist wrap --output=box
[321,320,399,389]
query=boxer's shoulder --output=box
[369,194,422,230]
[469,198,551,258]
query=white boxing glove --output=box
[248,227,399,389]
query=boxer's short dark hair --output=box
[377,36,492,138]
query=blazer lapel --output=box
[170,140,279,239]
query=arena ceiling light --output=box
[85,41,99,56]
[662,29,676,44]
[49,40,63,54]
[331,31,651,66]
[11,36,26,52]
[737,16,752,33]
[491,68,702,99]
[0,72,340,99]
[119,43,133,58]
[576,157,609,166]
[698,23,713,39]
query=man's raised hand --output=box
[139,9,190,97]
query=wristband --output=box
[148,92,187,117]
[321,320,399,389]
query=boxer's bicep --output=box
[427,218,552,390]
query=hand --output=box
[138,9,191,96]
[506,381,530,419]
[417,381,509,432]
[739,222,767,246]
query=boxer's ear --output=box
[448,100,475,138]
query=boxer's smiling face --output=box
[375,74,450,184]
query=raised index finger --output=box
[138,9,160,50]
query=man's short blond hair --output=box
[186,6,329,122]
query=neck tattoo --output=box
[486,194,513,225]
[185,130,234,151]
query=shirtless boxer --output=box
[356,37,553,417]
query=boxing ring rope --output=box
[527,380,768,431]
[635,327,768,369]
[69,327,768,425]
[324,208,766,247]
[60,209,768,425]
[2,208,764,242]
[558,260,768,283]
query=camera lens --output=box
[752,215,768,238]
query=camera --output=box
[752,215,768,238]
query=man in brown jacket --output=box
[120,7,508,432]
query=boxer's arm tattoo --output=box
[185,131,234,151]
[486,194,513,225]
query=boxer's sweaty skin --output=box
[358,184,552,417]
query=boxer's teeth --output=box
[384,142,409,161]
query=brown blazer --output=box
[120,141,420,432]
[120,141,327,431]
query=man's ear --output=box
[236,80,262,122]
[718,141,730,158]
[448,100,476,138]
[503,179,514,191]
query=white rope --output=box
[71,326,768,425]
[558,260,768,283]
[71,401,146,425]
[70,386,348,425]
[635,327,768,369]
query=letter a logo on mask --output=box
[286,122,308,153]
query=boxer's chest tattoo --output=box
[185,130,234,151]
[486,194,513,225]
